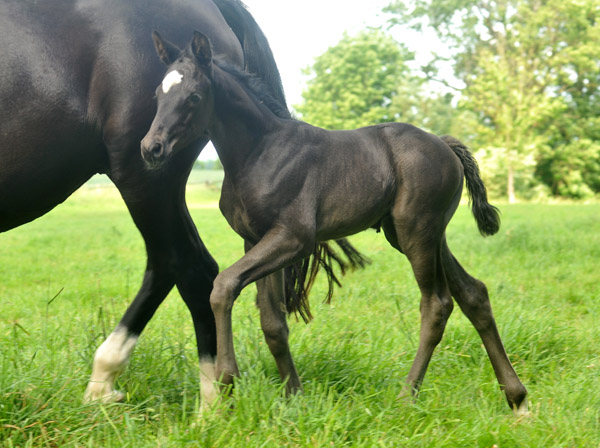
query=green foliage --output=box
[295,0,600,200]
[537,138,600,198]
[387,0,600,200]
[295,29,420,130]
[1,185,600,446]
[296,27,456,137]
[193,159,223,171]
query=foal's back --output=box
[276,120,464,240]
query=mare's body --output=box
[0,0,284,405]
[142,33,528,413]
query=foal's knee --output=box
[422,291,454,319]
[421,292,453,343]
[440,292,454,319]
[261,319,289,357]
[456,278,495,330]
[209,274,239,314]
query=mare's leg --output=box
[382,217,454,398]
[209,229,311,399]
[255,270,302,394]
[85,143,218,403]
[441,239,528,414]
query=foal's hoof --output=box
[513,399,530,418]
[397,384,418,405]
[84,385,125,404]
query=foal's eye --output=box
[188,93,201,105]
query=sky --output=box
[242,0,393,106]
[199,0,438,160]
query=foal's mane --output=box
[209,59,369,322]
[213,59,293,120]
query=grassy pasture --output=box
[1,179,599,447]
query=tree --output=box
[295,29,422,130]
[531,0,600,197]
[386,0,600,200]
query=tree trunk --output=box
[507,164,516,204]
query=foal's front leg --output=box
[207,228,311,402]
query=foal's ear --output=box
[152,31,180,65]
[191,31,212,67]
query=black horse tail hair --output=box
[213,0,290,116]
[283,240,371,323]
[440,135,500,236]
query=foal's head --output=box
[141,31,214,165]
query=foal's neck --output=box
[209,65,287,173]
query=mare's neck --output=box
[208,65,285,174]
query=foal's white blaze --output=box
[84,326,138,402]
[199,357,218,413]
[162,70,183,93]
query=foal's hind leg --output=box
[256,271,302,394]
[441,240,528,414]
[383,218,454,398]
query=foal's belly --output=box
[313,146,396,240]
[315,184,395,241]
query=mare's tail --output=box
[213,0,289,113]
[283,240,370,323]
[440,135,500,236]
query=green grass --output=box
[1,183,599,447]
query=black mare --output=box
[0,0,342,408]
[141,32,529,413]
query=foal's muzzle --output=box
[141,135,168,166]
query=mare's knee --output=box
[171,247,219,283]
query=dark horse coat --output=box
[141,32,528,414]
[0,0,296,405]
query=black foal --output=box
[141,31,528,414]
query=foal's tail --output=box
[283,240,370,323]
[440,135,500,236]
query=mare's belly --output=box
[0,122,104,232]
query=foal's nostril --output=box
[150,142,163,157]
[141,138,165,165]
